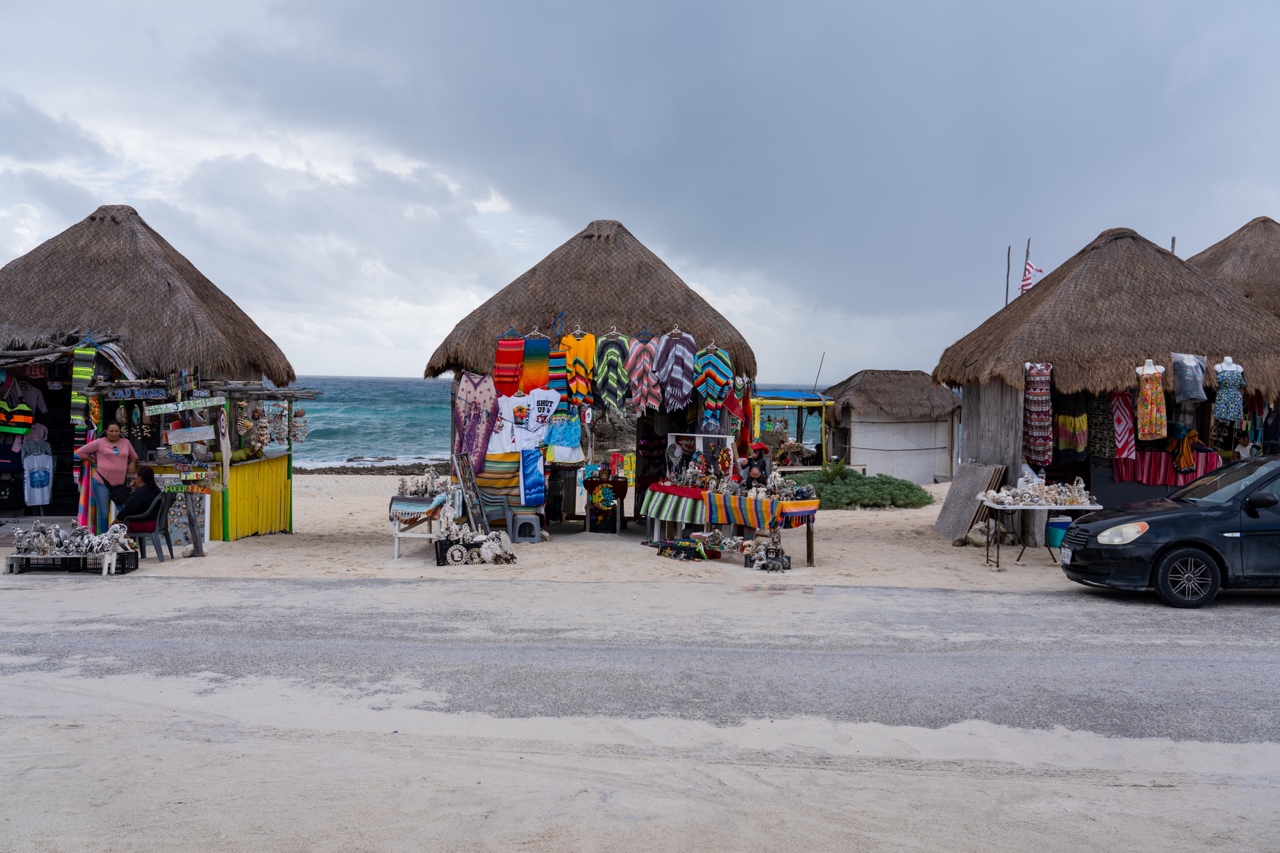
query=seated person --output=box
[115,466,163,523]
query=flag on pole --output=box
[1020,260,1044,293]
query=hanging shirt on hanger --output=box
[23,451,53,506]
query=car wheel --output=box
[1154,547,1221,608]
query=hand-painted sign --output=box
[107,388,168,401]
[165,484,213,495]
[145,396,226,416]
[167,425,217,444]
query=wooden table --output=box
[981,501,1102,568]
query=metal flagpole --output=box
[1005,245,1011,305]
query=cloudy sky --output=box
[3,1,1279,383]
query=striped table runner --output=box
[639,488,706,525]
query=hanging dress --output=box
[1085,395,1115,458]
[453,372,499,473]
[1022,362,1053,465]
[519,336,551,394]
[693,347,733,431]
[1111,392,1137,460]
[624,337,661,414]
[493,338,525,397]
[559,333,597,407]
[1136,371,1167,440]
[1053,392,1088,463]
[1213,368,1245,423]
[654,332,698,412]
[593,335,631,415]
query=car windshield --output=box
[1170,459,1280,504]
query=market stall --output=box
[751,390,834,470]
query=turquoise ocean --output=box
[292,376,822,468]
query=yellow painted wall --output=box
[223,453,292,540]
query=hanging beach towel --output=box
[519,337,551,394]
[625,337,660,414]
[1022,362,1053,466]
[493,337,525,397]
[1111,391,1137,460]
[594,335,631,415]
[519,448,546,507]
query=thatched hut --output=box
[0,205,294,385]
[933,227,1280,503]
[425,219,756,379]
[823,369,960,484]
[1188,216,1280,316]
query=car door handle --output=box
[1222,532,1242,538]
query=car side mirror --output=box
[1245,491,1280,511]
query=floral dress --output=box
[1137,371,1167,441]
[1213,369,1245,423]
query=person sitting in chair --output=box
[115,466,162,523]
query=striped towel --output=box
[625,338,661,414]
[559,333,596,407]
[548,349,570,414]
[493,338,525,397]
[1112,391,1137,460]
[705,493,776,528]
[655,333,698,412]
[519,337,551,394]
[693,348,732,430]
[71,345,96,444]
[476,452,521,499]
[593,335,630,415]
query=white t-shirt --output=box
[487,389,561,453]
[24,453,52,506]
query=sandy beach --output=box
[137,477,1069,591]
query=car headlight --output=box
[1096,522,1149,545]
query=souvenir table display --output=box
[976,476,1102,569]
[6,519,138,575]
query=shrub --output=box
[790,467,933,510]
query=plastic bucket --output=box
[1046,516,1071,548]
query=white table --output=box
[981,501,1103,568]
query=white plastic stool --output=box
[511,511,542,544]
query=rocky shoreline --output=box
[295,462,451,476]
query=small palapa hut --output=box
[823,369,960,484]
[1188,215,1280,317]
[0,205,306,539]
[425,219,757,526]
[933,227,1280,505]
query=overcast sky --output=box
[3,1,1279,383]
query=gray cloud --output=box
[0,90,107,163]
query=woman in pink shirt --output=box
[75,423,138,533]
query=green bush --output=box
[790,467,933,510]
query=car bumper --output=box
[1061,545,1154,591]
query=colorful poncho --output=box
[519,337,551,394]
[654,332,698,412]
[594,335,630,415]
[559,333,596,407]
[547,349,570,415]
[493,338,525,397]
[693,347,733,430]
[625,338,661,414]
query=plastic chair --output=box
[124,492,175,562]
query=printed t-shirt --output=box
[488,389,561,453]
[76,437,137,486]
[23,453,53,506]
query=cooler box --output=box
[1046,516,1072,548]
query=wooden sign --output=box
[107,388,168,400]
[167,425,217,444]
[165,484,213,495]
[145,396,225,416]
[453,453,489,534]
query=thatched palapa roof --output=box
[1188,216,1280,316]
[824,369,960,421]
[425,220,756,378]
[933,228,1280,399]
[0,205,295,385]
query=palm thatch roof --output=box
[425,220,756,378]
[933,227,1280,399]
[824,369,960,421]
[0,205,295,385]
[1188,216,1280,316]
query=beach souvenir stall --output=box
[424,219,819,559]
[933,227,1280,514]
[823,369,960,484]
[0,204,311,545]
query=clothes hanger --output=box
[498,325,520,340]
[605,326,620,339]
[669,323,682,338]
[572,324,585,340]
[635,325,654,343]
[525,326,548,339]
[706,338,717,352]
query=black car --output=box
[1062,456,1280,607]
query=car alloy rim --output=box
[1170,557,1212,600]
